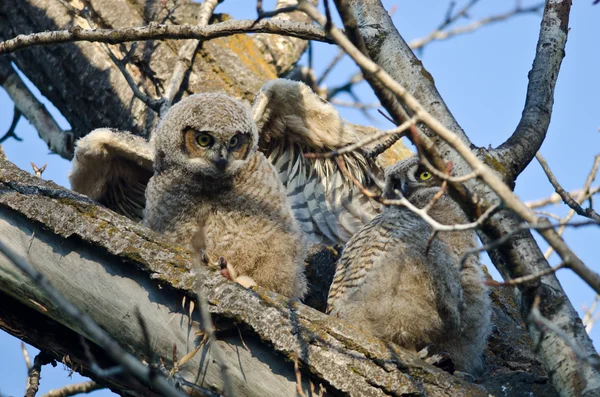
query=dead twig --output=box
[0,107,22,144]
[25,351,54,397]
[485,262,566,287]
[536,153,600,222]
[40,381,104,397]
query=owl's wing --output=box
[69,128,153,222]
[252,79,383,246]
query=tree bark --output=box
[0,0,282,145]
[0,148,496,397]
[343,1,600,396]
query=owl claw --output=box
[417,345,455,374]
[217,257,257,289]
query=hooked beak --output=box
[213,147,228,171]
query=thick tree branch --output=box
[0,57,73,159]
[0,19,329,56]
[495,0,571,180]
[0,150,489,397]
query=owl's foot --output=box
[417,345,455,374]
[218,257,257,289]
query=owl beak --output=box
[213,157,228,171]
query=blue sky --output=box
[1,1,598,395]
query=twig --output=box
[103,45,165,113]
[25,351,54,397]
[335,156,500,232]
[164,0,222,107]
[0,107,22,144]
[60,2,166,114]
[21,341,32,370]
[526,187,600,209]
[540,154,600,259]
[0,19,330,56]
[529,295,600,371]
[40,381,104,397]
[317,48,345,85]
[193,253,236,396]
[294,354,308,397]
[0,240,189,397]
[408,2,545,50]
[485,262,566,287]
[255,1,298,21]
[304,116,416,159]
[0,58,73,159]
[536,153,600,222]
[583,295,600,334]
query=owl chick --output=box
[144,93,307,299]
[326,156,491,375]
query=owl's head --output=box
[151,93,258,178]
[383,155,445,208]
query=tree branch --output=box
[536,153,600,222]
[494,0,571,180]
[0,57,73,159]
[40,382,104,397]
[304,1,600,395]
[0,19,329,56]
[0,151,488,397]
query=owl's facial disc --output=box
[183,127,252,178]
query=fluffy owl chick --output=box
[144,93,307,299]
[327,156,491,375]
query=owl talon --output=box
[217,257,257,289]
[417,346,455,374]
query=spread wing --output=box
[252,79,384,246]
[69,128,153,222]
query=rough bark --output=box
[0,143,557,396]
[343,2,600,396]
[0,0,282,144]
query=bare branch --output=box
[408,2,545,51]
[0,58,73,159]
[485,262,565,287]
[526,187,600,209]
[541,154,600,259]
[304,117,416,159]
[40,381,105,397]
[530,295,600,371]
[165,0,222,107]
[21,341,32,370]
[0,239,189,397]
[25,351,54,397]
[495,0,571,180]
[583,295,600,334]
[0,19,330,56]
[536,153,600,222]
[0,106,22,144]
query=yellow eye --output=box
[229,135,239,149]
[419,171,432,181]
[196,133,214,147]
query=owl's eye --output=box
[229,135,240,149]
[419,171,432,181]
[196,133,214,147]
